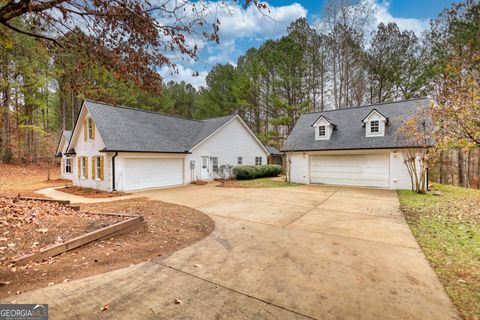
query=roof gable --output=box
[311,115,334,127]
[283,98,432,152]
[362,109,387,124]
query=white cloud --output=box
[160,65,208,89]
[216,2,307,42]
[159,1,307,87]
[371,0,429,35]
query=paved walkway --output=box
[4,184,460,320]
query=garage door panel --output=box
[123,158,183,191]
[310,155,389,188]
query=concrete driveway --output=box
[5,184,459,319]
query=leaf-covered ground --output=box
[0,164,70,197]
[398,184,480,320]
[0,198,120,264]
[0,198,214,298]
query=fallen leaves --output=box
[101,304,110,311]
[0,197,120,266]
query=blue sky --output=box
[160,0,456,88]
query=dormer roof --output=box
[361,109,388,124]
[282,98,432,152]
[311,115,334,127]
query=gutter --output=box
[99,149,191,154]
[112,152,118,191]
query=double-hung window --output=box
[87,118,94,140]
[318,125,326,137]
[64,158,72,174]
[370,120,379,133]
[255,157,262,166]
[211,157,219,173]
[80,157,87,179]
[237,156,243,165]
[95,157,101,180]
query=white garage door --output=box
[123,158,183,191]
[310,154,390,188]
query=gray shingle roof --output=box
[266,145,281,155]
[62,130,72,141]
[282,98,431,152]
[84,100,237,153]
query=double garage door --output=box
[123,158,183,191]
[309,154,390,188]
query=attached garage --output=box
[123,158,184,191]
[309,154,390,188]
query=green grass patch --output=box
[234,177,301,188]
[398,183,480,320]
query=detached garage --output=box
[283,98,432,190]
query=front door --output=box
[201,156,210,180]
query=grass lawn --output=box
[398,183,480,320]
[233,177,301,188]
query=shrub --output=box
[233,165,281,180]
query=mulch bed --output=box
[58,186,130,198]
[0,198,214,298]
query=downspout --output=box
[112,152,118,191]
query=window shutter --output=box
[77,158,81,178]
[100,156,104,180]
[91,119,95,140]
[85,157,88,179]
[92,157,96,180]
[84,118,87,141]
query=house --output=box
[55,130,73,180]
[266,145,283,166]
[59,100,269,192]
[282,98,431,190]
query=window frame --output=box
[211,157,219,173]
[95,156,101,180]
[80,157,86,179]
[64,157,72,174]
[370,120,380,133]
[318,125,326,137]
[255,156,262,166]
[87,117,94,140]
[237,156,243,165]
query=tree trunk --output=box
[458,150,465,187]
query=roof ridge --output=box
[302,97,429,115]
[201,114,237,121]
[83,99,204,123]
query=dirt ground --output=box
[0,197,122,264]
[0,164,70,197]
[59,186,130,198]
[0,198,214,298]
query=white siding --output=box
[287,152,309,184]
[389,151,418,190]
[58,136,73,180]
[185,117,268,182]
[70,107,112,191]
[364,112,386,137]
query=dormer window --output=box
[362,109,387,137]
[370,120,379,133]
[318,125,326,137]
[312,115,335,141]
